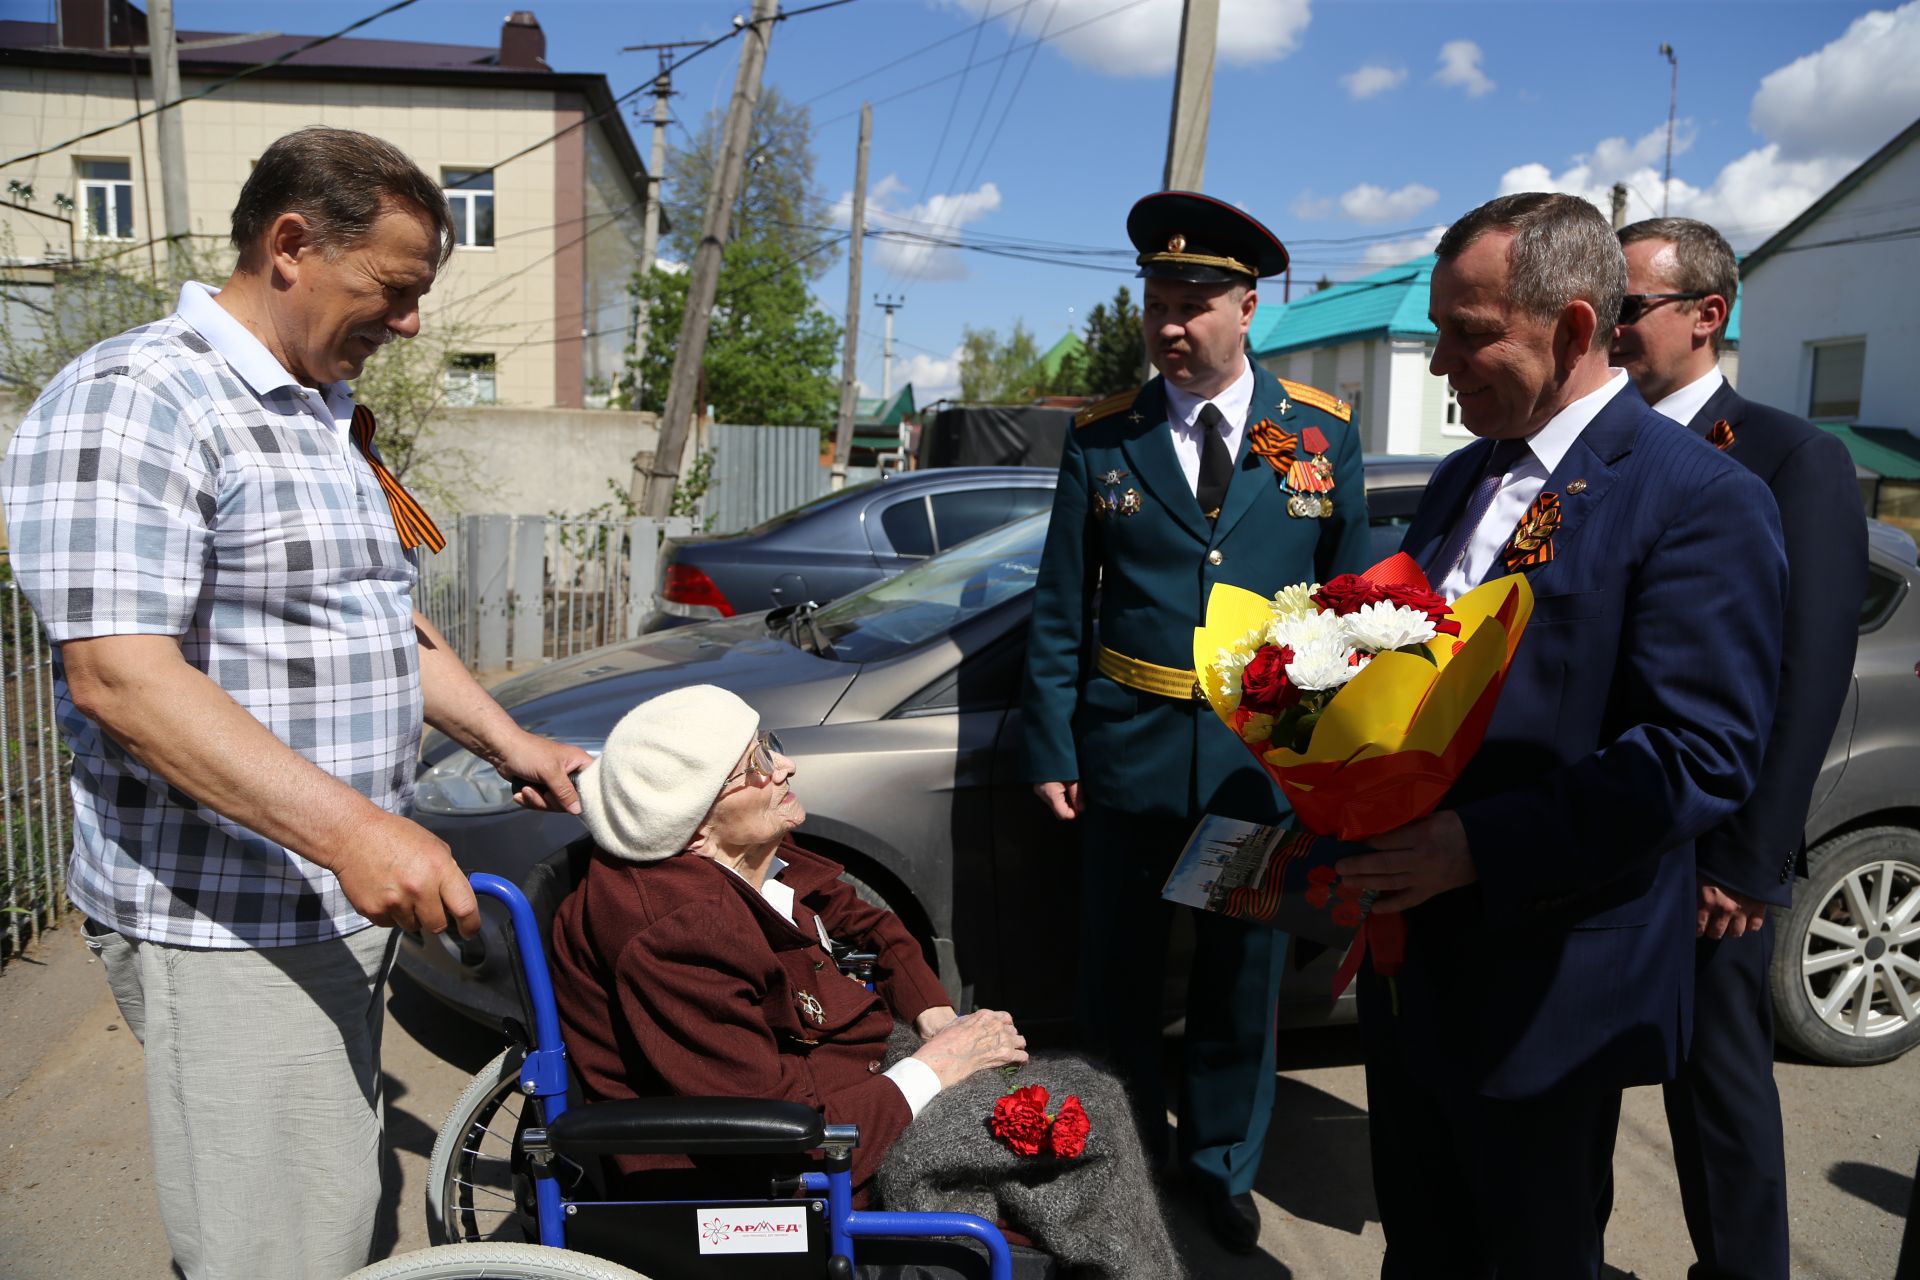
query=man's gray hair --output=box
[1436,193,1627,351]
[231,128,455,267]
[1618,217,1739,353]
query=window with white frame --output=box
[444,353,498,405]
[78,159,133,240]
[443,169,494,248]
[1808,340,1865,421]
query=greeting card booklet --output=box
[1160,814,1371,950]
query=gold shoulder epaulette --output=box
[1278,378,1351,423]
[1075,389,1137,430]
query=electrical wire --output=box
[1,0,425,170]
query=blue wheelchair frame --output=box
[470,872,1016,1280]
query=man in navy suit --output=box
[1614,217,1866,1280]
[1021,192,1370,1253]
[1336,193,1788,1276]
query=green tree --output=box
[957,320,1050,402]
[623,234,841,433]
[1077,285,1145,397]
[665,86,834,278]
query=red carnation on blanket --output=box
[991,1085,1053,1156]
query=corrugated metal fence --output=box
[418,515,695,673]
[1,557,70,963]
[704,424,880,535]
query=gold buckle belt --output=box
[1096,644,1204,701]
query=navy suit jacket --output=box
[1392,381,1787,1098]
[1683,378,1866,905]
[1020,364,1371,821]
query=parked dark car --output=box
[646,466,1057,630]
[400,465,1920,1066]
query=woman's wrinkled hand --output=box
[910,1008,1027,1089]
[914,1005,959,1039]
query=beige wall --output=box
[1,65,643,410]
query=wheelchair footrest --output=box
[546,1097,827,1155]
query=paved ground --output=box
[2,921,1915,1279]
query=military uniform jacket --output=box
[1019,364,1370,822]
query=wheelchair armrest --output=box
[544,1097,828,1156]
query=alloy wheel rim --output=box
[1800,857,1920,1040]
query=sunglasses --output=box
[721,731,788,790]
[1618,291,1709,325]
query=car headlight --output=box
[414,743,602,816]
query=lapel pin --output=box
[1567,478,1588,495]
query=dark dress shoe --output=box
[1204,1189,1262,1254]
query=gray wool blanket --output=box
[875,1029,1184,1280]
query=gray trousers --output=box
[87,919,398,1280]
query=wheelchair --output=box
[348,870,1055,1280]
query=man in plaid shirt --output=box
[2,129,591,1279]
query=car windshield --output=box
[805,512,1048,662]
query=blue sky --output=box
[75,0,1920,401]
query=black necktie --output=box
[1195,402,1232,521]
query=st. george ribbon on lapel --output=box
[1707,419,1736,451]
[350,404,447,553]
[1502,490,1560,572]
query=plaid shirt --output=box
[2,283,422,948]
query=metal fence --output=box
[419,514,695,672]
[0,558,69,963]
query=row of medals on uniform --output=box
[1090,423,1337,521]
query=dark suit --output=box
[1661,378,1866,1280]
[1020,362,1369,1198]
[1364,381,1788,1276]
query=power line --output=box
[1,0,425,171]
[798,0,1035,108]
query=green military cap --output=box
[1127,190,1289,285]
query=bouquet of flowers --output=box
[1186,552,1534,989]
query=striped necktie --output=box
[349,404,446,554]
[1425,436,1528,584]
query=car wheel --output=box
[1771,826,1920,1066]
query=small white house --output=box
[1738,117,1920,432]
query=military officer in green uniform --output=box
[1020,191,1370,1253]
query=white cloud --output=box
[1291,190,1335,220]
[1361,226,1446,267]
[831,175,1004,283]
[1433,39,1494,97]
[1749,1,1920,160]
[1339,182,1439,224]
[945,0,1311,78]
[1341,63,1406,100]
[896,348,963,403]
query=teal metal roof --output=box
[1252,255,1436,357]
[1818,423,1920,481]
[1251,249,1742,354]
[855,383,916,428]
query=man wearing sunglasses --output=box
[1615,217,1866,1280]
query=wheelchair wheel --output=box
[347,1242,650,1279]
[427,1047,534,1245]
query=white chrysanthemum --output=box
[1339,601,1438,653]
[1286,636,1364,691]
[1271,582,1321,622]
[1268,606,1344,652]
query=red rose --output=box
[1240,645,1301,714]
[991,1086,1052,1156]
[1312,574,1388,616]
[1046,1096,1091,1159]
[1378,582,1461,637]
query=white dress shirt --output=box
[1163,358,1256,495]
[1648,366,1725,427]
[721,854,942,1117]
[1437,369,1627,599]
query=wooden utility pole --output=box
[148,0,190,273]
[1162,0,1219,191]
[830,103,871,492]
[634,0,781,516]
[1659,43,1678,217]
[620,40,705,400]
[1610,182,1629,230]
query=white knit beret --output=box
[575,685,760,862]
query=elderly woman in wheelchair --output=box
[371,686,1181,1280]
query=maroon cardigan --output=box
[549,839,952,1196]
